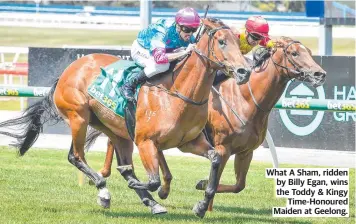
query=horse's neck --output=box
[171,49,215,104]
[242,58,289,112]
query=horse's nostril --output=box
[315,72,326,77]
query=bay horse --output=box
[0,18,250,218]
[91,36,326,212]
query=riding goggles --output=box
[180,26,198,34]
[248,33,263,41]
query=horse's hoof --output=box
[195,179,208,190]
[151,204,168,215]
[97,188,111,209]
[192,200,207,218]
[97,196,111,209]
[158,186,169,200]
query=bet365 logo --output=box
[279,81,325,136]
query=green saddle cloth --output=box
[88,60,143,118]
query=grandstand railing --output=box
[0,3,320,22]
[0,2,324,33]
[1,3,355,38]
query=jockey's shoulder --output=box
[151,18,175,33]
[155,18,175,28]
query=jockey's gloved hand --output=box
[253,47,270,67]
[185,43,196,53]
[173,47,186,53]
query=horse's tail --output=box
[85,128,102,152]
[0,79,63,156]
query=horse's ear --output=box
[202,18,214,30]
[230,26,239,36]
[306,47,313,56]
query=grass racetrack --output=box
[0,147,354,224]
[0,25,355,223]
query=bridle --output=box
[248,40,305,112]
[193,26,231,69]
[271,40,304,78]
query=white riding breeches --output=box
[131,40,170,78]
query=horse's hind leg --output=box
[67,111,110,208]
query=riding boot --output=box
[119,70,148,102]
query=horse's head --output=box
[196,18,251,85]
[271,37,326,87]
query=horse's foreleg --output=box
[113,136,167,214]
[232,150,253,193]
[157,151,173,200]
[67,111,110,208]
[196,150,253,194]
[195,144,231,212]
[128,140,161,192]
[179,133,221,218]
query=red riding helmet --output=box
[175,7,201,28]
[245,16,269,37]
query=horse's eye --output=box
[291,51,298,57]
[218,39,226,47]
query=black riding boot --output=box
[119,70,148,102]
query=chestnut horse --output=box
[0,18,250,218]
[92,37,326,212]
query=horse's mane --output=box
[205,17,228,27]
[274,36,294,48]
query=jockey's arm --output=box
[152,45,194,64]
[150,29,195,64]
[166,49,191,62]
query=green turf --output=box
[0,147,354,224]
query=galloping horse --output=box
[194,37,326,210]
[0,18,250,217]
[92,36,326,212]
